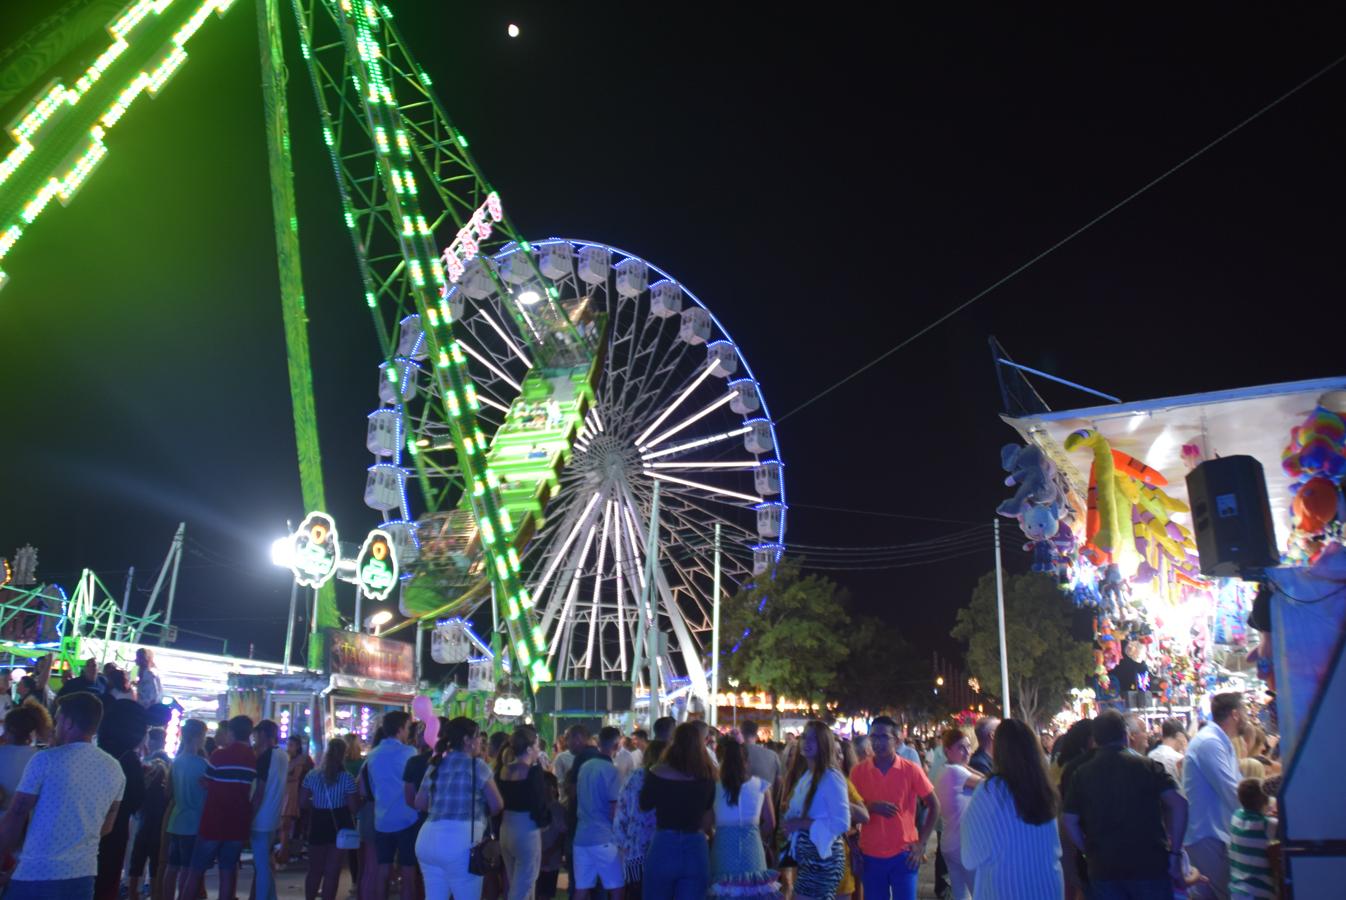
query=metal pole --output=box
[162,523,185,639]
[710,522,721,727]
[414,622,424,685]
[119,566,134,641]
[353,584,363,635]
[638,481,662,731]
[284,578,298,674]
[993,518,1011,719]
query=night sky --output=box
[1,3,1343,665]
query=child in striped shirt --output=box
[1230,778,1277,900]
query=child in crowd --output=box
[1230,778,1277,900]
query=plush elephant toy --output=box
[997,443,1059,517]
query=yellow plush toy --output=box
[1065,429,1134,569]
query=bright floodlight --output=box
[517,289,541,305]
[270,536,294,568]
[367,609,394,628]
[507,23,520,38]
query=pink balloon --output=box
[411,696,438,746]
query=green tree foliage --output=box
[951,571,1094,731]
[721,558,851,717]
[832,617,937,718]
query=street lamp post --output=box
[365,609,393,636]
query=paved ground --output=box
[209,841,944,899]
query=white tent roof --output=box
[1002,377,1346,550]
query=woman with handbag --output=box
[415,717,504,900]
[302,738,361,900]
[495,726,550,900]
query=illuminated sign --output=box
[439,192,503,284]
[356,528,398,601]
[290,512,339,588]
[324,629,415,684]
[493,694,524,718]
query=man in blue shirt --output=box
[363,712,418,900]
[572,726,624,900]
[1182,693,1246,900]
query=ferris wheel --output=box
[363,238,785,702]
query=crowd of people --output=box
[0,661,1280,900]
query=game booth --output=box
[228,628,417,751]
[997,374,1346,896]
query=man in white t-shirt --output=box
[1148,719,1187,785]
[250,719,289,900]
[0,691,126,900]
[933,728,983,900]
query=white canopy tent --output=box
[1002,376,1346,551]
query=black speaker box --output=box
[1186,455,1279,578]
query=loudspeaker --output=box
[1186,456,1279,577]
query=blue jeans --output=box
[5,878,96,900]
[1089,879,1172,900]
[251,831,277,900]
[861,851,918,900]
[643,830,709,900]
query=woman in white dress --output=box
[961,719,1063,899]
[934,727,984,900]
[710,735,780,898]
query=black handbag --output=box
[466,758,502,876]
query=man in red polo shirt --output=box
[850,716,939,900]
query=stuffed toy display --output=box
[997,443,1059,517]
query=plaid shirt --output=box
[421,752,491,824]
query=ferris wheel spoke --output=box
[633,361,719,446]
[643,471,761,505]
[583,501,616,676]
[467,298,534,369]
[544,509,601,667]
[640,390,741,451]
[533,492,604,626]
[640,426,752,462]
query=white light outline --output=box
[641,426,751,461]
[640,391,740,450]
[644,471,763,504]
[633,362,717,446]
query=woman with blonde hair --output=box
[780,722,850,900]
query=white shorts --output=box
[572,842,624,890]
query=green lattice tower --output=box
[0,0,578,688]
[285,0,591,687]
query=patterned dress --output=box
[614,768,657,886]
[711,777,781,898]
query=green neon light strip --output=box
[0,0,237,288]
[335,1,552,684]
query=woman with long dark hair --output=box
[639,723,717,900]
[415,717,503,900]
[496,725,549,900]
[960,719,1063,898]
[710,734,779,898]
[780,722,849,900]
[302,738,360,900]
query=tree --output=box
[951,571,1094,732]
[832,617,936,720]
[721,558,850,727]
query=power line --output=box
[776,51,1346,425]
[788,502,985,527]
